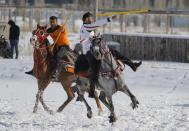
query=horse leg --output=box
[106,95,117,123]
[94,90,103,116]
[120,85,139,109]
[38,80,53,114]
[33,90,40,113]
[99,91,111,110]
[57,82,75,112]
[79,94,93,119]
[99,91,117,123]
[74,86,93,118]
[86,87,103,116]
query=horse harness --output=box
[98,40,125,80]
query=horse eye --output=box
[39,30,44,36]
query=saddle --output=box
[76,59,123,79]
[59,51,124,78]
[59,52,75,73]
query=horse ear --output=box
[37,24,40,29]
[97,33,101,37]
[44,24,47,29]
[89,37,93,42]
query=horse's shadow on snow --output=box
[173,104,189,108]
[0,111,16,127]
[0,111,16,116]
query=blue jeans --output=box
[10,40,19,59]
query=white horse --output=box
[75,36,139,123]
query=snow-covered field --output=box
[0,57,189,131]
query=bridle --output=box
[90,37,125,79]
[30,27,51,75]
[30,28,49,49]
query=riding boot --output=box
[52,63,62,81]
[123,60,142,72]
[25,70,33,75]
[110,48,142,72]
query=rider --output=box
[75,12,142,98]
[47,16,71,81]
[26,16,72,80]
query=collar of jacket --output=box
[47,25,60,34]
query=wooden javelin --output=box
[96,10,150,16]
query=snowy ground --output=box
[0,57,189,131]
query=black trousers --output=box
[85,51,101,83]
[74,54,89,74]
[109,47,131,62]
[54,45,69,63]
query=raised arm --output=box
[83,17,112,31]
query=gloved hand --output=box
[60,28,65,33]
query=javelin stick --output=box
[50,10,72,52]
[96,10,150,16]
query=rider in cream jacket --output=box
[80,17,112,54]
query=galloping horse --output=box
[29,24,102,116]
[76,35,139,123]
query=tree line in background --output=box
[2,0,189,10]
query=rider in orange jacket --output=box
[47,16,71,81]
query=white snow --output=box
[0,57,189,131]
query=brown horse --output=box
[29,24,102,117]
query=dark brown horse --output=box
[29,24,102,117]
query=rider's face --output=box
[49,19,58,29]
[86,16,93,24]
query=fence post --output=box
[14,8,17,23]
[94,0,98,33]
[166,14,171,34]
[94,0,98,21]
[3,8,6,21]
[120,15,124,32]
[72,11,76,32]
[29,8,33,31]
[170,15,174,34]
[143,14,148,33]
[46,9,48,24]
[125,15,128,32]
[8,8,12,20]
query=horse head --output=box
[90,35,109,60]
[31,24,53,76]
[30,24,48,48]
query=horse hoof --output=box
[33,110,37,113]
[131,97,139,109]
[57,109,62,113]
[49,110,54,115]
[98,109,103,116]
[114,115,118,120]
[109,115,116,123]
[87,110,92,119]
[130,102,139,109]
[57,107,63,112]
[76,96,83,102]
